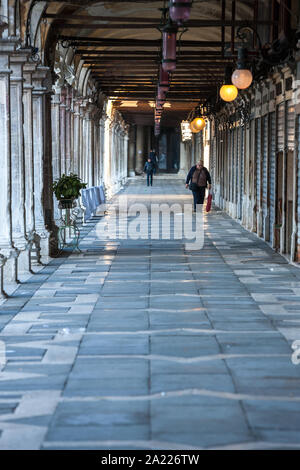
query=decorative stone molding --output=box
[53,50,77,93]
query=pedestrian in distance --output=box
[144,158,155,186]
[185,160,212,212]
[149,149,158,174]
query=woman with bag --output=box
[185,160,212,212]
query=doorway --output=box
[285,150,294,254]
[157,127,180,173]
[275,151,283,250]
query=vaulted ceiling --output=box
[43,0,274,127]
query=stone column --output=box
[23,61,37,271]
[65,87,72,174]
[0,44,18,290]
[79,100,88,183]
[73,97,81,176]
[10,52,31,277]
[179,141,190,176]
[128,124,136,177]
[59,87,67,175]
[110,123,116,193]
[99,117,105,185]
[70,89,75,173]
[93,111,101,186]
[115,125,120,189]
[32,66,53,261]
[135,124,144,174]
[123,130,129,181]
[51,91,61,223]
[84,103,95,188]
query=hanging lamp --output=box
[190,105,206,133]
[159,66,170,92]
[219,66,238,102]
[231,47,253,90]
[169,0,192,25]
[162,21,177,72]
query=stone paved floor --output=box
[1,177,300,449]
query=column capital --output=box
[51,93,61,106]
[10,49,31,64]
[32,66,52,94]
[23,62,37,74]
[23,62,37,89]
[0,253,7,268]
[0,246,19,261]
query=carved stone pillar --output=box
[93,110,101,186]
[0,44,18,287]
[65,87,72,174]
[86,103,98,187]
[124,129,129,181]
[99,117,105,185]
[179,141,190,176]
[135,124,144,173]
[79,100,88,183]
[51,91,61,223]
[59,87,67,175]
[10,51,31,277]
[111,124,117,191]
[32,66,54,261]
[23,61,37,271]
[103,117,113,197]
[128,124,136,177]
[73,96,81,176]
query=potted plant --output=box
[52,173,87,209]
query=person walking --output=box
[149,149,158,174]
[144,158,155,186]
[185,160,212,211]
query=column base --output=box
[0,247,20,283]
[16,247,31,274]
[34,229,52,264]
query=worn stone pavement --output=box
[1,177,300,450]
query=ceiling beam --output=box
[108,95,212,99]
[76,50,255,57]
[58,36,226,47]
[95,79,218,82]
[100,87,214,92]
[88,65,226,69]
[82,60,232,65]
[44,14,276,27]
[50,20,276,30]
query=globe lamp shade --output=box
[231,69,253,90]
[169,0,192,25]
[191,117,206,132]
[190,120,201,133]
[219,84,238,102]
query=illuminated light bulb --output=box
[219,84,238,102]
[191,117,206,131]
[190,120,201,133]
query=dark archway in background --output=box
[157,127,180,173]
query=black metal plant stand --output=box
[58,199,81,252]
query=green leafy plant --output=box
[52,173,87,201]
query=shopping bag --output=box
[206,192,212,212]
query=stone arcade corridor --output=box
[1,178,300,450]
[1,0,300,453]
